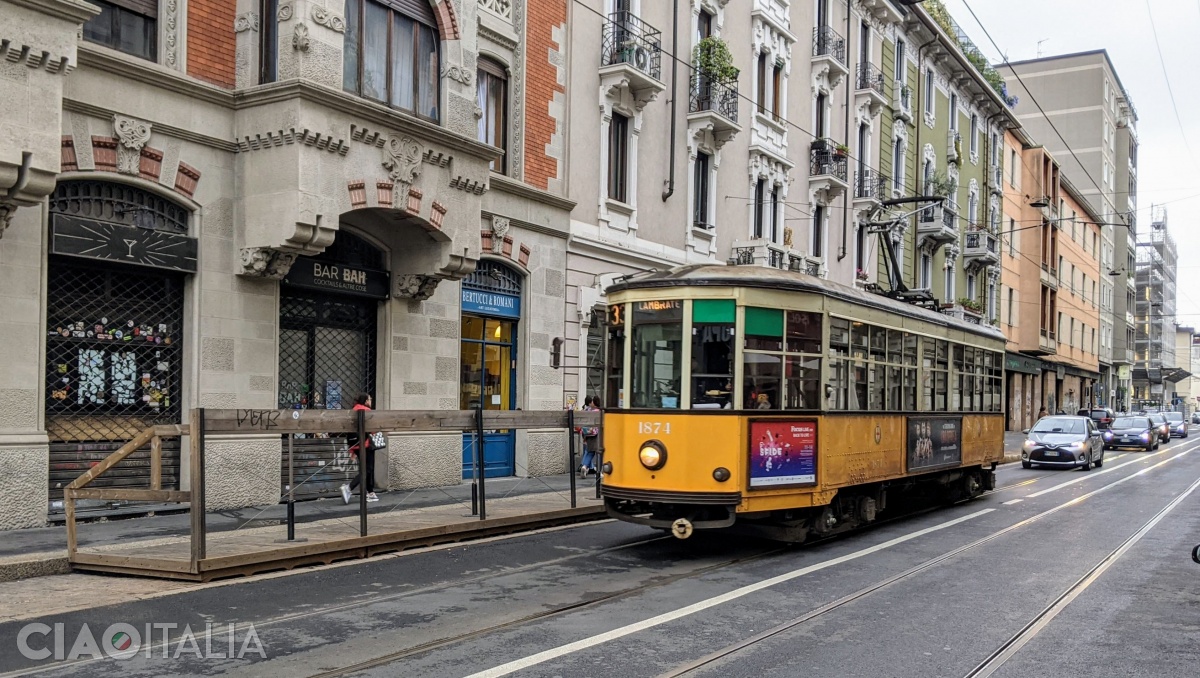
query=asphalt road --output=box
[3,430,1200,678]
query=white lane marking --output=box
[461,509,995,678]
[968,472,1200,677]
[469,443,1200,678]
[1026,439,1200,499]
[1002,499,1023,505]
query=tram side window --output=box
[784,311,822,409]
[952,345,965,411]
[692,300,735,409]
[829,317,851,410]
[987,351,1004,412]
[923,339,948,412]
[744,307,783,410]
[631,301,683,409]
[605,304,626,408]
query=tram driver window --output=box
[631,301,683,409]
[784,311,822,410]
[691,300,735,409]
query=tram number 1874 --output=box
[638,422,672,435]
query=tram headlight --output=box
[601,461,613,475]
[638,440,667,470]
[712,467,731,482]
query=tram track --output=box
[653,443,1200,678]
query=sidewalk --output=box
[0,473,599,582]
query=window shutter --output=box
[377,0,438,27]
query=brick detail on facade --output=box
[522,0,567,190]
[61,136,77,172]
[377,181,394,207]
[139,147,164,181]
[433,0,460,40]
[188,0,237,88]
[175,162,202,197]
[348,180,367,208]
[91,136,118,172]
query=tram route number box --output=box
[906,417,962,471]
[748,420,817,488]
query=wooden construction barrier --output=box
[65,408,602,580]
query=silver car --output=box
[1021,416,1105,470]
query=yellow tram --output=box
[598,264,1006,541]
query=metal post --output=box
[358,408,367,537]
[189,408,206,572]
[287,434,295,541]
[567,408,577,508]
[476,404,487,521]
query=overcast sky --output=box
[940,0,1200,326]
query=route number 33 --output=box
[638,421,671,435]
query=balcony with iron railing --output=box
[812,25,849,82]
[731,240,787,270]
[916,202,957,248]
[689,71,740,136]
[599,11,665,112]
[855,62,887,115]
[809,139,849,202]
[963,229,999,267]
[853,168,888,204]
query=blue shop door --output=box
[460,317,518,479]
[462,432,516,479]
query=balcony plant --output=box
[693,37,739,83]
[856,268,869,281]
[923,170,954,200]
[834,143,850,158]
[958,297,984,314]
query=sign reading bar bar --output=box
[283,261,390,299]
[462,290,521,318]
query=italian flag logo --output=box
[110,631,133,652]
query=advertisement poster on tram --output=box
[748,420,817,488]
[906,417,962,470]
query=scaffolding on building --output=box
[1133,205,1179,409]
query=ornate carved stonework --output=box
[311,6,345,32]
[234,11,260,32]
[489,216,509,255]
[293,23,310,51]
[277,2,294,20]
[441,64,473,85]
[509,0,526,180]
[240,247,299,279]
[164,0,180,69]
[382,135,425,195]
[393,274,441,301]
[0,202,15,239]
[113,115,152,176]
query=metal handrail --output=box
[601,11,662,80]
[856,62,885,95]
[813,25,846,65]
[690,72,739,123]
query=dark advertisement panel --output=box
[748,419,817,488]
[907,417,962,471]
[283,260,389,299]
[51,216,198,272]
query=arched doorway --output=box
[44,180,197,510]
[278,230,388,499]
[460,260,521,478]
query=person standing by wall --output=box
[342,393,378,503]
[578,396,601,477]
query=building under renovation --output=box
[1133,206,1185,409]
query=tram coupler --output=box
[671,518,694,540]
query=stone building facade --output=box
[0,0,574,528]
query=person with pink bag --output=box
[577,395,602,477]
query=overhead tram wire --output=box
[1144,0,1200,174]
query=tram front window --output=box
[631,300,683,409]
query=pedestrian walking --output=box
[341,393,380,504]
[578,396,601,477]
[1037,406,1048,420]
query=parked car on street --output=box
[1078,407,1115,430]
[1165,412,1189,438]
[1104,416,1159,451]
[1021,416,1105,470]
[1192,412,1200,425]
[1145,413,1172,443]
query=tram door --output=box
[460,261,522,479]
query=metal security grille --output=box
[50,180,189,234]
[464,259,522,295]
[45,259,185,503]
[279,289,378,500]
